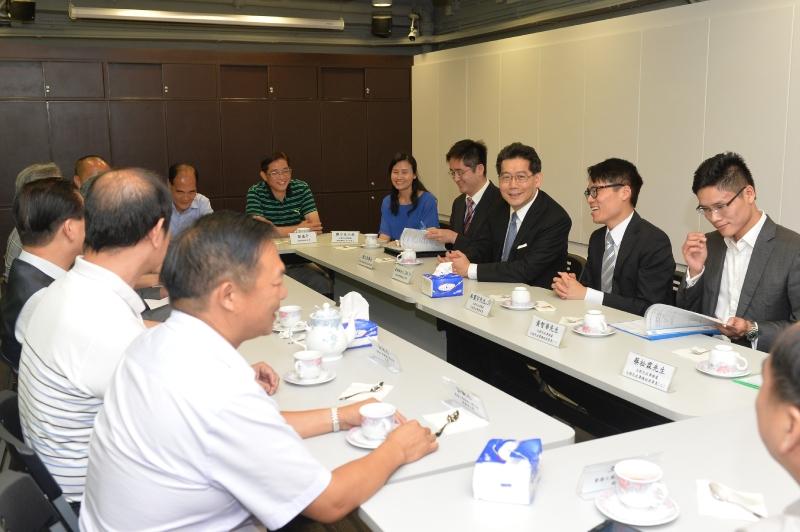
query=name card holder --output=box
[527,316,566,347]
[289,231,317,245]
[621,352,675,392]
[442,377,489,420]
[368,339,402,373]
[358,253,375,270]
[576,453,663,500]
[391,264,414,284]
[331,230,360,244]
[465,292,493,317]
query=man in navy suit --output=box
[425,139,502,252]
[552,158,675,316]
[0,178,85,371]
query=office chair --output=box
[565,253,587,280]
[0,468,66,531]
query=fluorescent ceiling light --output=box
[68,6,345,31]
[372,1,392,6]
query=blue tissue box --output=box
[422,273,464,298]
[473,438,542,505]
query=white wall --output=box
[412,0,800,263]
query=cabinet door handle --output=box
[164,85,169,94]
[269,86,274,94]
[44,84,51,94]
[365,87,370,96]
[370,195,375,200]
[370,181,375,186]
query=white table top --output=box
[237,277,574,484]
[360,408,796,532]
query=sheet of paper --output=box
[398,228,446,252]
[644,303,725,330]
[144,297,170,310]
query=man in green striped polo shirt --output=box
[246,152,323,236]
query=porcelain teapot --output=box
[305,303,356,361]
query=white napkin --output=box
[337,382,394,403]
[673,347,710,361]
[559,316,583,326]
[422,407,489,437]
[339,292,369,321]
[433,262,454,276]
[374,257,396,263]
[335,245,359,250]
[533,301,556,312]
[696,479,767,522]
[144,297,170,310]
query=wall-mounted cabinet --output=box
[268,66,317,100]
[220,65,269,100]
[0,62,43,98]
[43,62,104,99]
[163,63,217,99]
[108,63,163,99]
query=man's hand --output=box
[251,362,280,395]
[717,317,751,339]
[252,215,269,223]
[337,399,409,430]
[383,420,438,464]
[682,232,708,278]
[425,228,458,245]
[443,250,470,277]
[298,219,323,234]
[551,271,586,300]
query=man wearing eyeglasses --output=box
[551,158,675,316]
[677,152,800,352]
[425,139,502,251]
[442,142,571,287]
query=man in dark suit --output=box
[552,158,675,316]
[0,178,85,371]
[677,152,800,352]
[442,142,571,288]
[425,139,502,252]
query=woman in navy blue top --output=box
[378,153,439,241]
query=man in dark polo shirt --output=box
[246,152,330,295]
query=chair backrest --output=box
[565,253,587,280]
[0,390,21,441]
[0,469,60,532]
[672,269,685,305]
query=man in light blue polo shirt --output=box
[168,163,213,237]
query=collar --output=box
[264,180,294,201]
[165,310,252,373]
[467,179,491,206]
[509,188,539,224]
[172,195,201,214]
[17,250,68,280]
[724,211,767,252]
[606,210,635,247]
[72,256,146,315]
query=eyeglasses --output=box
[268,168,292,178]
[584,183,625,199]
[499,173,534,184]
[448,168,471,179]
[695,186,747,217]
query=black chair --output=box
[0,468,65,532]
[565,253,587,280]
[0,391,79,532]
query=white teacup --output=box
[293,350,323,380]
[295,227,311,233]
[399,249,417,264]
[583,309,608,333]
[364,233,379,247]
[359,402,397,440]
[709,344,748,373]
[510,286,532,307]
[614,459,669,509]
[277,305,302,329]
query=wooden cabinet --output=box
[48,101,111,181]
[0,62,43,98]
[163,64,216,99]
[43,62,104,98]
[367,101,411,189]
[166,101,223,197]
[108,63,163,98]
[220,101,272,196]
[321,68,365,100]
[365,68,410,100]
[109,101,168,174]
[321,102,367,192]
[268,66,316,100]
[220,65,269,99]
[272,101,322,191]
[0,102,50,205]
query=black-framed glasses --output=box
[448,168,472,179]
[695,186,747,217]
[268,167,292,178]
[583,183,624,199]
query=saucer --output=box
[345,424,398,449]
[273,321,309,334]
[696,360,751,379]
[595,490,680,527]
[396,259,423,266]
[361,243,382,249]
[500,300,535,310]
[284,369,336,386]
[571,323,616,337]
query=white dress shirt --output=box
[16,249,68,280]
[80,311,331,532]
[467,189,538,280]
[585,211,635,304]
[467,179,491,208]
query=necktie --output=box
[601,231,616,293]
[463,197,475,233]
[501,211,518,262]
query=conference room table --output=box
[237,276,575,484]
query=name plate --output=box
[464,292,493,317]
[527,316,566,347]
[391,264,414,284]
[621,352,675,392]
[331,230,360,244]
[577,453,664,499]
[443,377,489,420]
[368,340,402,373]
[358,253,375,269]
[289,231,317,245]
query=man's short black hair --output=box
[587,158,644,207]
[496,142,542,176]
[161,211,280,303]
[692,152,755,195]
[168,163,199,185]
[14,178,84,247]
[768,324,800,407]
[446,139,487,172]
[260,152,291,172]
[84,168,172,252]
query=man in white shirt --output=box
[81,211,437,531]
[677,152,800,352]
[168,162,213,237]
[17,168,172,505]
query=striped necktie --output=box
[501,211,518,262]
[463,197,475,233]
[600,231,616,293]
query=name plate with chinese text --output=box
[368,340,402,373]
[331,231,360,244]
[391,264,414,284]
[358,253,375,270]
[289,231,317,245]
[464,292,493,317]
[442,377,489,420]
[621,352,675,392]
[527,316,566,347]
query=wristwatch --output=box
[330,407,340,433]
[745,321,760,343]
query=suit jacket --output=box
[580,211,675,316]
[676,216,800,352]
[0,258,55,370]
[465,189,572,288]
[448,181,502,252]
